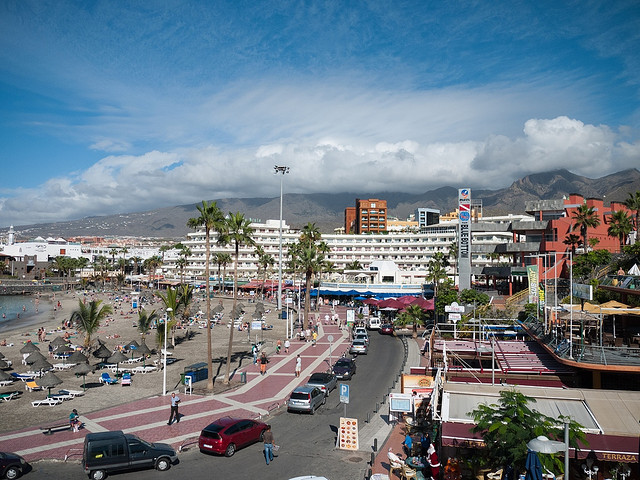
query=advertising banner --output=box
[526,265,539,304]
[458,188,472,291]
[338,417,359,451]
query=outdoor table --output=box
[406,456,425,469]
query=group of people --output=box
[402,431,440,480]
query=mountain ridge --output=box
[7,169,640,240]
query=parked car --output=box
[82,431,177,480]
[287,385,326,414]
[305,372,337,397]
[198,417,268,457]
[352,326,367,338]
[367,317,382,330]
[354,333,369,346]
[332,357,356,380]
[0,452,27,480]
[349,338,368,355]
[380,324,395,335]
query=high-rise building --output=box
[415,208,440,228]
[344,198,387,234]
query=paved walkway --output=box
[0,305,357,462]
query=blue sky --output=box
[1,0,639,227]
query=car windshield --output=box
[335,360,351,367]
[352,339,365,345]
[309,373,330,382]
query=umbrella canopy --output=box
[231,307,243,318]
[378,298,405,310]
[50,336,69,348]
[29,358,53,373]
[363,298,380,305]
[629,263,640,275]
[0,350,6,359]
[252,311,263,320]
[93,344,112,360]
[126,340,140,349]
[67,351,89,364]
[107,351,128,364]
[213,304,224,314]
[0,359,9,369]
[255,302,265,313]
[0,369,12,381]
[136,343,152,356]
[25,351,47,364]
[411,297,435,310]
[72,362,94,391]
[36,370,63,396]
[236,302,246,310]
[525,449,543,480]
[54,345,74,356]
[20,342,40,354]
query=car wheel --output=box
[90,470,107,480]
[322,395,326,405]
[225,443,236,457]
[156,457,171,471]
[4,467,20,480]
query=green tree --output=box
[394,304,427,336]
[623,190,640,243]
[434,279,458,320]
[187,200,225,391]
[218,212,256,384]
[70,299,114,348]
[137,308,159,344]
[157,287,181,346]
[572,204,601,251]
[459,289,490,306]
[608,210,633,252]
[563,234,581,255]
[292,223,327,327]
[143,255,163,289]
[470,389,587,476]
[345,260,363,271]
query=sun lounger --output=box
[121,372,132,386]
[0,392,19,402]
[10,372,34,382]
[48,393,74,401]
[59,389,84,397]
[53,363,76,370]
[100,372,118,385]
[32,397,62,407]
[126,356,143,364]
[25,380,43,392]
[0,380,14,387]
[132,365,157,374]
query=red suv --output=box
[198,417,268,457]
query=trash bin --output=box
[240,371,246,384]
[281,310,287,320]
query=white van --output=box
[367,317,381,330]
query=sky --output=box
[1,0,639,227]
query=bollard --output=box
[366,468,372,479]
[366,412,371,423]
[375,402,379,413]
[370,452,375,466]
[373,438,378,451]
[381,395,386,404]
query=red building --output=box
[344,199,388,234]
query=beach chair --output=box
[31,397,62,407]
[25,380,43,392]
[0,392,19,402]
[59,389,84,397]
[388,451,405,478]
[10,372,34,382]
[100,372,118,385]
[121,372,132,386]
[0,380,14,387]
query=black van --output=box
[82,431,178,480]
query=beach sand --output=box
[0,289,288,433]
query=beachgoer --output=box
[252,344,258,364]
[167,392,180,425]
[284,339,290,353]
[69,409,80,432]
[295,354,301,377]
[263,425,275,465]
[276,339,281,354]
[259,352,268,375]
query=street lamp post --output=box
[162,307,172,396]
[274,165,290,316]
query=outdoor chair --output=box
[58,389,84,397]
[388,451,405,478]
[100,372,118,385]
[402,464,418,480]
[121,372,132,386]
[0,392,19,402]
[31,397,62,407]
[0,380,14,387]
[25,380,43,392]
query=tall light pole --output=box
[274,165,290,315]
[162,307,172,396]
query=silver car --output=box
[287,386,326,414]
[349,338,368,355]
[305,372,338,397]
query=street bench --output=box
[40,422,71,435]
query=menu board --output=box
[338,417,359,451]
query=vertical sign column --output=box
[458,188,472,291]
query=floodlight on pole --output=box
[274,165,290,315]
[162,307,172,396]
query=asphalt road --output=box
[25,331,403,480]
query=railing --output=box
[505,288,528,307]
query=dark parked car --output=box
[82,431,177,480]
[332,357,356,380]
[305,372,337,397]
[0,452,27,480]
[287,385,326,414]
[199,417,268,457]
[380,324,394,335]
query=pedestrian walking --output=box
[167,392,180,425]
[295,354,301,377]
[259,352,268,375]
[252,344,258,364]
[276,339,282,354]
[263,425,275,465]
[284,339,290,353]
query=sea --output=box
[0,294,53,334]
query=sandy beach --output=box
[0,289,288,433]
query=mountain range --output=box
[7,168,640,240]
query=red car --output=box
[380,324,395,335]
[198,417,268,457]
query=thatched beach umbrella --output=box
[107,351,129,375]
[50,336,69,348]
[213,304,224,314]
[54,345,74,362]
[67,351,88,364]
[72,362,93,391]
[36,370,63,396]
[29,358,53,375]
[125,340,140,360]
[92,344,112,362]
[25,351,47,364]
[252,310,263,320]
[255,302,265,313]
[0,359,9,369]
[0,369,13,382]
[136,342,152,367]
[0,350,6,359]
[20,342,40,354]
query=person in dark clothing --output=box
[263,425,275,465]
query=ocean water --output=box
[0,294,52,333]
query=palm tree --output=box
[178,284,195,324]
[345,260,363,271]
[448,241,459,278]
[137,308,159,344]
[395,304,427,337]
[563,234,581,255]
[218,212,255,384]
[215,252,233,294]
[157,287,181,346]
[70,299,113,348]
[130,256,143,275]
[572,204,601,251]
[255,246,275,300]
[143,255,163,289]
[175,244,192,284]
[624,191,640,243]
[187,200,225,391]
[608,210,633,252]
[295,243,326,328]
